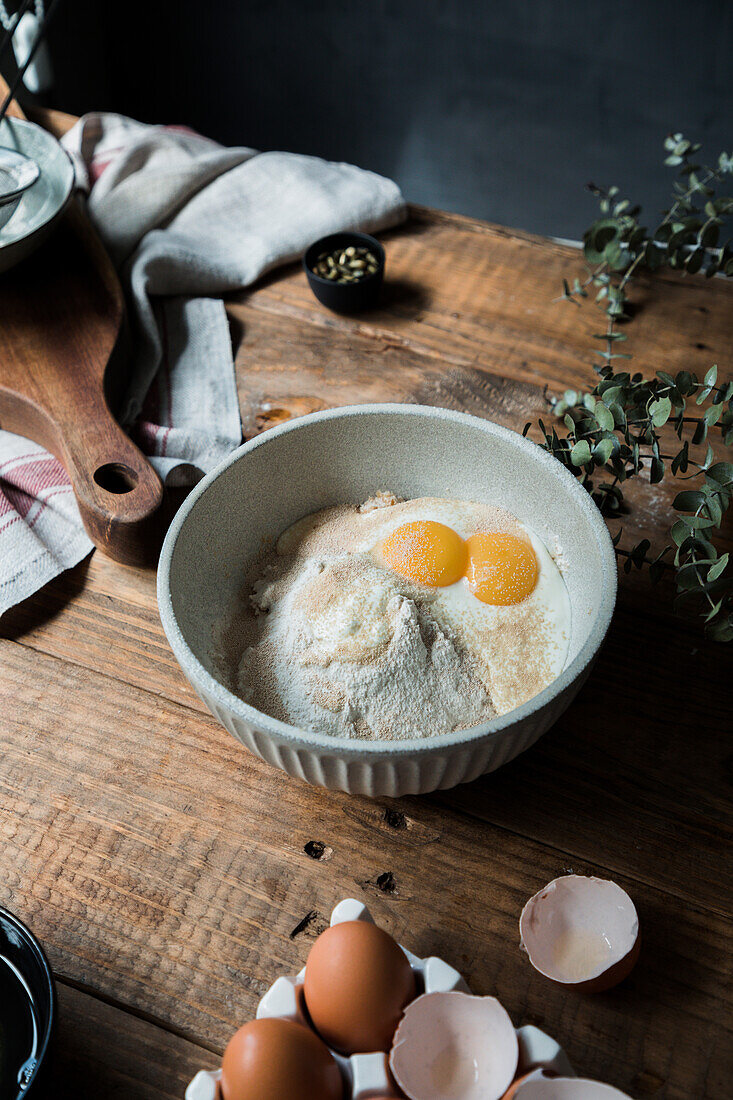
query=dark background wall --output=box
[36,0,733,238]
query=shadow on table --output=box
[376,277,430,318]
[49,982,217,1099]
[431,590,731,913]
[1,557,92,643]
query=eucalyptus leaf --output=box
[671,520,690,546]
[594,403,615,431]
[536,131,733,639]
[692,419,708,445]
[673,490,705,511]
[671,442,689,474]
[684,516,718,530]
[675,370,694,394]
[650,457,664,484]
[706,462,733,485]
[708,554,729,581]
[706,617,733,642]
[649,396,672,426]
[570,439,592,466]
[593,438,615,463]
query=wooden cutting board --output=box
[0,80,163,566]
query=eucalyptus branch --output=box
[527,134,733,641]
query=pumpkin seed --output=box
[310,241,381,284]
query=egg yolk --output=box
[465,532,539,605]
[380,520,467,587]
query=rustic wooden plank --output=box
[2,119,731,1099]
[230,305,732,563]
[440,601,733,917]
[1,235,729,927]
[231,207,733,395]
[0,642,731,1099]
[1,554,201,712]
[53,982,216,1099]
[5,277,726,720]
[2,572,729,915]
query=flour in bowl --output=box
[220,494,570,740]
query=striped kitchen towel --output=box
[0,113,406,615]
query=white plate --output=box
[0,116,74,273]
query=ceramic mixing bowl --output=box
[158,405,616,796]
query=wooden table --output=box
[1,127,732,1098]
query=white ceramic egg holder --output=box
[186,898,575,1099]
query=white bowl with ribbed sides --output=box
[157,405,616,797]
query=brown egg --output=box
[220,1017,343,1100]
[304,920,416,1054]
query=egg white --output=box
[362,500,571,712]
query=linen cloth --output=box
[0,113,406,615]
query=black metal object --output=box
[0,0,61,124]
[0,905,56,1099]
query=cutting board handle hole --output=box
[93,462,139,495]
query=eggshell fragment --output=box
[505,1075,632,1098]
[520,875,640,992]
[304,920,417,1054]
[390,992,519,1100]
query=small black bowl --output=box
[303,231,385,314]
[0,907,56,1099]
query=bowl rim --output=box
[303,231,385,287]
[0,116,75,251]
[158,404,617,756]
[0,904,56,1095]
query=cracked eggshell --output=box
[390,992,519,1100]
[505,1075,632,1098]
[520,876,640,993]
[187,899,578,1100]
